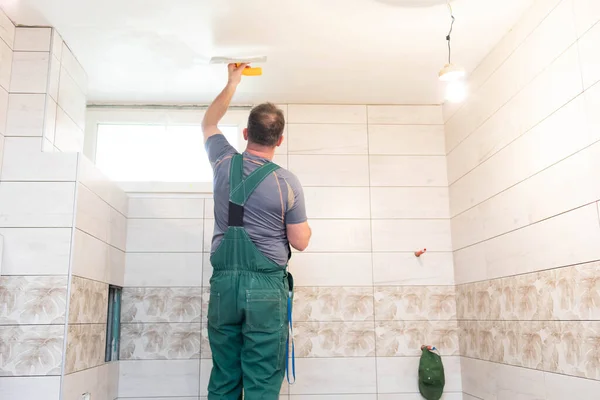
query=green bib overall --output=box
[207,154,290,400]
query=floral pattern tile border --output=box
[376,320,459,357]
[0,276,68,325]
[459,320,600,380]
[456,261,600,321]
[69,276,108,324]
[292,287,374,322]
[65,324,106,374]
[120,322,201,360]
[122,287,203,323]
[374,286,456,321]
[0,325,64,376]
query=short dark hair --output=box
[247,103,285,147]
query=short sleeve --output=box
[285,174,307,225]
[205,134,237,166]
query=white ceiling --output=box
[2,0,534,105]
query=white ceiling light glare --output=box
[445,80,467,103]
[439,0,466,102]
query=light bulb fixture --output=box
[439,1,465,82]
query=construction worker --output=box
[202,63,312,400]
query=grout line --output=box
[448,77,590,188]
[454,258,600,286]
[444,0,567,131]
[453,201,598,252]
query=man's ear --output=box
[243,128,249,141]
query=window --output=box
[105,286,122,362]
[95,124,239,183]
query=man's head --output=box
[244,103,285,148]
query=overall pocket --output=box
[207,291,221,327]
[246,289,284,332]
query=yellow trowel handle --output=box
[236,63,262,76]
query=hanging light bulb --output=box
[439,1,465,82]
[445,80,467,103]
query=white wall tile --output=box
[451,140,600,250]
[0,133,4,175]
[0,376,60,400]
[460,357,497,400]
[304,187,370,219]
[62,363,116,400]
[0,39,12,91]
[60,44,87,93]
[108,247,125,287]
[377,356,462,393]
[288,105,366,124]
[10,52,50,93]
[368,125,445,155]
[544,369,600,400]
[379,395,462,400]
[0,182,75,227]
[371,187,449,219]
[304,220,371,252]
[44,96,57,143]
[1,137,79,181]
[369,156,447,187]
[50,30,63,61]
[203,218,214,252]
[272,154,288,169]
[75,183,110,241]
[0,87,8,136]
[118,360,199,398]
[108,207,127,251]
[289,155,370,186]
[125,253,203,287]
[48,55,60,101]
[57,67,86,130]
[13,27,52,51]
[372,252,455,286]
[77,156,129,215]
[445,0,578,153]
[289,358,377,395]
[372,219,452,252]
[573,0,600,38]
[128,197,204,219]
[72,229,109,283]
[54,106,83,152]
[367,105,443,125]
[0,11,15,48]
[127,219,204,252]
[0,227,72,275]
[5,93,46,136]
[204,199,214,219]
[203,253,213,286]
[454,204,600,282]
[447,44,584,184]
[578,20,600,90]
[287,124,368,155]
[289,253,373,286]
[449,94,595,216]
[292,396,376,400]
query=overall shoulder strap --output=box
[227,154,280,226]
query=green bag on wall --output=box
[418,346,445,400]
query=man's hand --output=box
[227,63,248,86]
[202,64,248,143]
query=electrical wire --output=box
[446,1,455,64]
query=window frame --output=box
[85,106,251,193]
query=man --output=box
[202,63,312,400]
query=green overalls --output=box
[207,154,291,400]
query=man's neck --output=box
[245,143,276,160]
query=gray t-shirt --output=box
[206,134,307,266]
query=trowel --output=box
[209,56,266,76]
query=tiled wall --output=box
[444,0,600,398]
[0,14,127,400]
[120,104,461,398]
